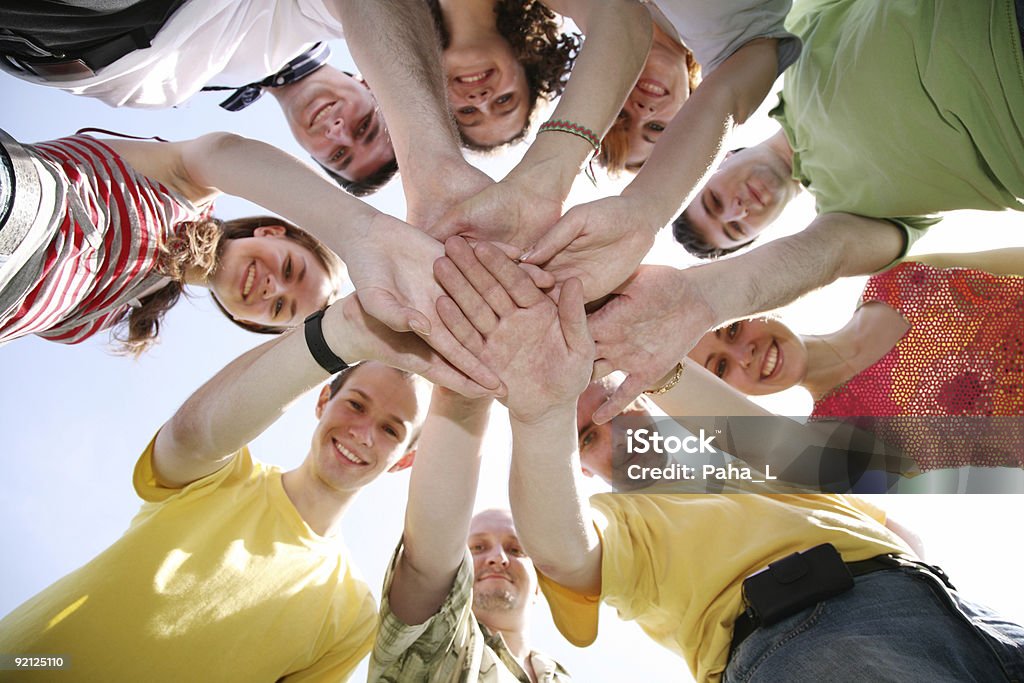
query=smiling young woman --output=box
[0,129,348,354]
[425,0,580,150]
[687,251,1024,472]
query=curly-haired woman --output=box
[419,0,652,254]
[427,0,580,150]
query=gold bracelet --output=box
[644,362,685,395]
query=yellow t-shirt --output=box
[538,494,908,683]
[0,438,377,682]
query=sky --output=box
[1,31,1023,683]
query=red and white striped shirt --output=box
[0,135,206,345]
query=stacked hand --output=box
[426,174,565,250]
[344,213,502,393]
[433,238,594,422]
[325,293,495,398]
[523,195,661,301]
[587,265,717,423]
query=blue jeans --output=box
[723,568,1024,682]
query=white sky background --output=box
[1,33,1023,683]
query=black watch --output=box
[303,308,349,374]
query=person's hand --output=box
[426,173,565,249]
[404,157,495,230]
[521,194,661,301]
[344,213,503,393]
[433,237,593,422]
[321,295,494,397]
[586,264,719,423]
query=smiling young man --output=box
[269,64,398,196]
[0,291,504,681]
[675,0,1024,258]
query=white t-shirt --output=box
[645,0,800,75]
[18,0,344,108]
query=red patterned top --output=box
[0,135,208,345]
[811,261,1024,470]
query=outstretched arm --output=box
[387,389,492,625]
[153,293,493,488]
[328,0,496,229]
[427,0,651,248]
[587,213,906,423]
[106,132,502,393]
[433,238,602,594]
[525,38,781,300]
[648,360,919,483]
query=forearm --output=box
[509,407,601,592]
[685,213,905,326]
[623,40,779,230]
[180,133,378,260]
[155,300,364,483]
[652,359,774,418]
[511,0,651,197]
[155,327,329,481]
[653,362,914,483]
[332,0,463,171]
[401,393,491,581]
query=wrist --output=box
[620,182,678,235]
[431,387,493,421]
[319,296,362,364]
[509,401,578,429]
[511,135,590,199]
[674,262,729,326]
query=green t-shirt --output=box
[771,0,1024,252]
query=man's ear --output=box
[389,449,416,473]
[315,384,333,419]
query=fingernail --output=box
[520,249,534,262]
[409,320,431,336]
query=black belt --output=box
[0,0,189,81]
[1,29,152,80]
[730,553,953,654]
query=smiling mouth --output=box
[242,263,256,300]
[761,341,780,379]
[747,183,766,208]
[636,78,668,97]
[309,101,336,128]
[333,438,368,466]
[456,69,493,84]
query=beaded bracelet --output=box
[537,118,601,154]
[644,362,685,395]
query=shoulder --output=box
[371,549,478,680]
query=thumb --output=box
[356,287,431,336]
[558,278,591,352]
[522,209,584,265]
[592,373,648,425]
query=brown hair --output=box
[113,215,345,355]
[426,0,581,150]
[597,49,702,175]
[320,157,399,197]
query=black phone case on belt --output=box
[742,543,855,626]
